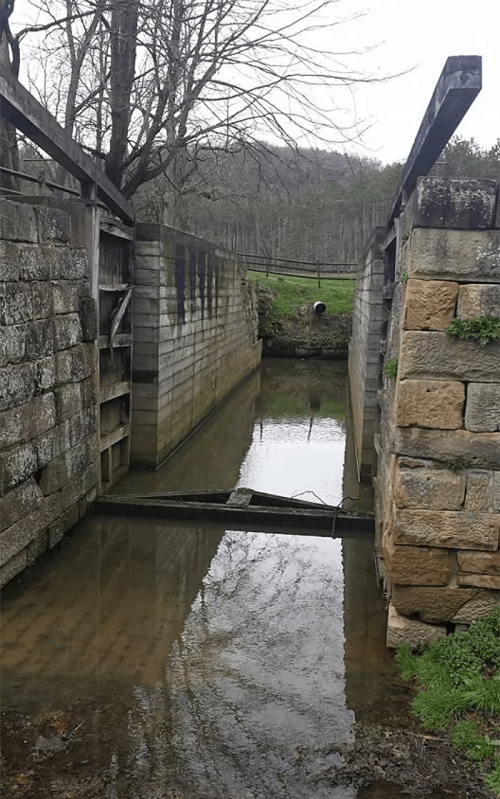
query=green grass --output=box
[248,272,356,317]
[265,394,346,419]
[396,607,500,795]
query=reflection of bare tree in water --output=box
[145,530,354,799]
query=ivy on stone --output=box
[446,316,500,347]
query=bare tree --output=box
[0,0,20,188]
[16,0,384,225]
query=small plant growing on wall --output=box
[446,316,500,347]
[383,358,398,379]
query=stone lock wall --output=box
[375,178,500,647]
[131,223,262,467]
[0,199,99,587]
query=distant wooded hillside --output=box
[17,135,499,265]
[132,135,499,265]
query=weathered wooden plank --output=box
[388,55,482,224]
[95,494,374,537]
[99,424,130,452]
[0,65,134,224]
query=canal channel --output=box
[1,359,414,798]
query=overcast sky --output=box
[338,0,499,164]
[12,0,499,167]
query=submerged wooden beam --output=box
[388,55,482,224]
[95,489,374,538]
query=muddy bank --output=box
[257,285,352,358]
[1,709,494,799]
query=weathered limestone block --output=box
[405,178,498,231]
[0,324,26,367]
[1,282,33,325]
[36,428,60,470]
[0,199,38,243]
[0,393,56,450]
[399,331,500,382]
[35,355,57,393]
[38,454,67,495]
[465,470,496,510]
[393,508,499,550]
[0,478,44,532]
[386,603,446,649]
[383,537,451,586]
[64,437,91,480]
[55,383,82,422]
[54,313,82,350]
[25,319,54,359]
[0,241,21,280]
[36,207,71,243]
[396,379,464,429]
[457,573,500,589]
[55,350,73,385]
[0,442,37,494]
[465,383,500,432]
[60,463,96,511]
[494,472,500,511]
[391,585,478,623]
[0,493,60,564]
[0,362,36,412]
[407,229,500,282]
[61,414,84,452]
[52,249,88,280]
[21,244,52,280]
[71,343,96,382]
[393,460,465,509]
[452,593,500,623]
[52,281,80,315]
[393,427,500,471]
[403,279,458,331]
[32,281,54,320]
[458,550,500,575]
[457,284,500,318]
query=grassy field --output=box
[247,271,356,317]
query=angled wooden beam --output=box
[0,65,134,225]
[388,55,482,225]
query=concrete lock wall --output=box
[375,178,500,648]
[0,199,99,588]
[348,227,386,479]
[131,223,262,467]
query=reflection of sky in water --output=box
[238,418,346,506]
[163,412,355,797]
[167,531,355,798]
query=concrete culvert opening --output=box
[313,301,326,315]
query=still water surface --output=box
[1,360,408,798]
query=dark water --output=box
[0,360,410,799]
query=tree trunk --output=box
[105,0,138,189]
[0,0,20,191]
